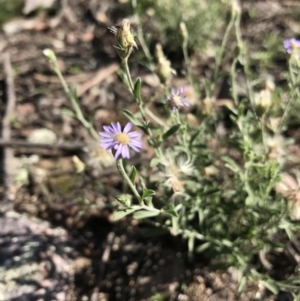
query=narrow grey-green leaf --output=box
[60,108,75,117]
[123,109,141,126]
[114,208,137,221]
[134,77,141,102]
[162,124,181,141]
[142,189,155,200]
[129,166,137,183]
[196,242,211,253]
[237,276,246,294]
[221,156,241,173]
[133,210,160,219]
[150,158,161,167]
[163,209,178,218]
[136,125,149,135]
[261,280,278,295]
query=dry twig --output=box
[0,138,85,151]
[1,53,17,212]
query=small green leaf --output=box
[114,207,137,221]
[150,158,161,167]
[60,108,75,117]
[123,109,141,126]
[133,210,160,219]
[221,156,241,173]
[70,85,78,98]
[237,276,246,294]
[221,239,233,248]
[142,189,155,200]
[136,125,149,135]
[115,195,132,207]
[134,77,141,103]
[162,124,181,141]
[196,242,211,253]
[188,235,195,254]
[163,209,178,218]
[261,280,278,295]
[129,166,137,183]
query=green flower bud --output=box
[155,44,173,84]
[179,22,188,40]
[254,89,272,117]
[111,19,137,60]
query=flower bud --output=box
[179,22,188,40]
[110,19,137,60]
[254,89,272,117]
[155,44,173,84]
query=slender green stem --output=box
[261,115,267,154]
[52,60,99,140]
[121,57,164,159]
[145,107,167,129]
[116,159,142,204]
[131,0,155,71]
[122,58,134,92]
[182,39,194,89]
[234,6,259,122]
[276,58,300,134]
[212,9,235,85]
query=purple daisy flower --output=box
[283,38,300,57]
[99,122,143,159]
[167,87,190,112]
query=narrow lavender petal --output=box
[130,144,141,152]
[100,138,115,144]
[171,87,176,95]
[129,143,143,151]
[100,139,115,147]
[129,140,143,147]
[115,144,123,159]
[103,125,115,133]
[122,145,130,158]
[101,143,115,150]
[114,144,119,150]
[99,132,114,138]
[179,87,184,94]
[100,136,115,142]
[111,122,119,133]
[111,122,117,133]
[116,122,122,132]
[183,101,190,106]
[123,122,132,134]
[127,131,142,138]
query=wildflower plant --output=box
[104,10,300,297]
[43,2,300,298]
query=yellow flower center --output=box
[114,133,130,145]
[292,42,299,50]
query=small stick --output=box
[1,53,16,212]
[0,138,85,151]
